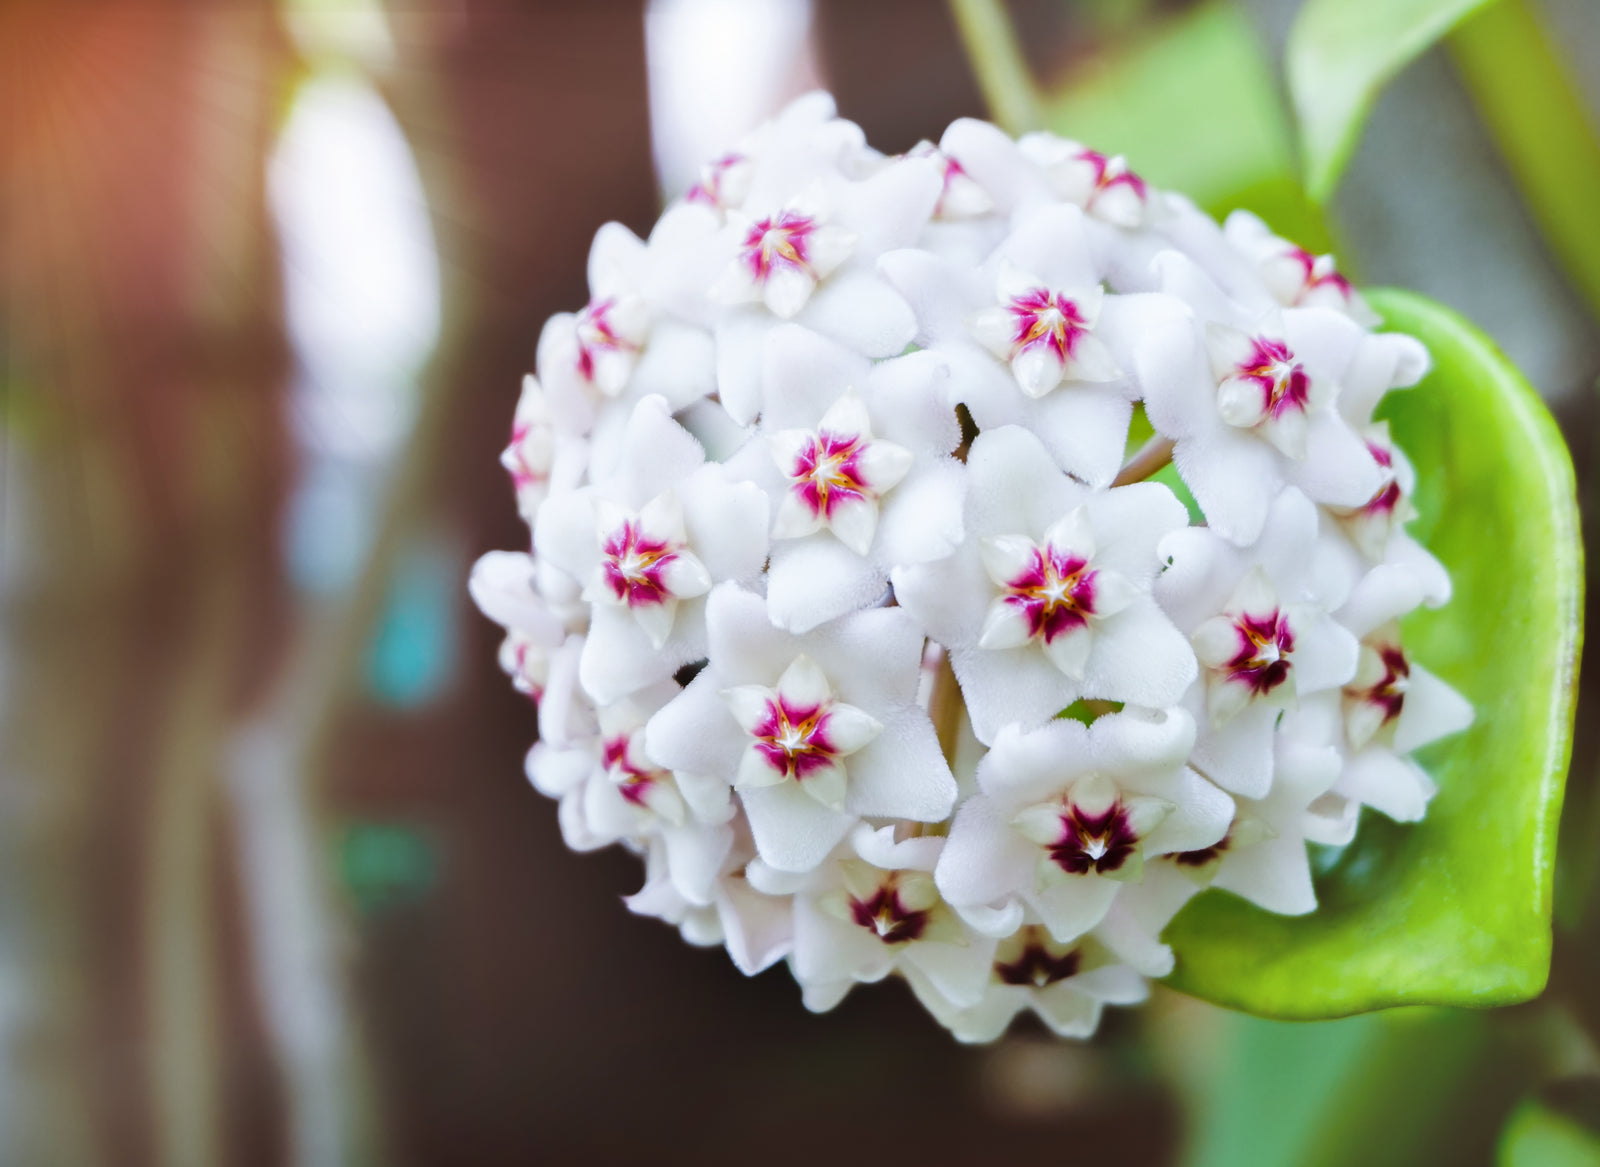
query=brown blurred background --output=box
[2,2,1598,1165]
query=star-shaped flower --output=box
[1156,487,1360,798]
[934,708,1232,944]
[894,425,1195,744]
[723,326,963,632]
[536,206,722,441]
[535,395,768,703]
[779,825,992,1014]
[1018,134,1155,228]
[1222,210,1379,324]
[903,926,1150,1043]
[709,154,942,425]
[1132,251,1386,545]
[880,204,1169,486]
[645,583,957,873]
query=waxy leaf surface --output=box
[1164,288,1582,1018]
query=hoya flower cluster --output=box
[472,94,1473,1041]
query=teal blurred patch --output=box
[364,537,458,707]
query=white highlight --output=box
[645,0,820,199]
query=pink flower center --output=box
[600,520,679,608]
[1001,546,1098,644]
[788,430,869,519]
[1007,287,1090,364]
[741,210,816,284]
[1236,337,1310,420]
[1287,247,1353,302]
[1078,148,1147,204]
[687,152,745,209]
[751,695,838,781]
[574,296,638,382]
[504,423,546,491]
[1221,609,1295,696]
[1360,441,1402,517]
[1041,800,1143,876]
[602,733,668,808]
[912,143,972,217]
[507,642,543,703]
[994,928,1081,987]
[848,883,929,945]
[1350,644,1409,727]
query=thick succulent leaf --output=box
[1287,0,1497,201]
[1164,288,1582,1019]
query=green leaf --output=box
[1500,1098,1600,1167]
[952,0,1330,247]
[1287,0,1498,201]
[1163,288,1583,1019]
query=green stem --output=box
[1449,0,1600,325]
[947,0,1042,133]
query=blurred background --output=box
[1,1,1598,1163]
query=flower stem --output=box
[1113,434,1175,485]
[947,0,1043,133]
[928,647,965,766]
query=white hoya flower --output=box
[935,708,1232,944]
[758,824,994,1015]
[469,549,569,705]
[475,98,1471,1041]
[1323,336,1452,605]
[626,829,797,976]
[535,395,768,704]
[686,90,872,217]
[902,925,1150,1043]
[709,153,943,425]
[881,204,1172,487]
[723,326,963,632]
[1019,133,1158,228]
[1132,250,1385,546]
[645,583,957,874]
[1222,210,1380,325]
[1156,487,1359,799]
[536,204,722,441]
[499,375,587,526]
[524,674,738,880]
[894,426,1195,744]
[1167,736,1355,916]
[1280,564,1474,823]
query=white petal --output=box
[722,684,775,734]
[1012,344,1067,399]
[772,489,828,541]
[1064,333,1119,383]
[765,537,886,634]
[826,494,879,556]
[1041,506,1094,560]
[980,534,1039,588]
[1392,663,1474,754]
[967,306,1017,359]
[1192,616,1242,670]
[776,654,833,709]
[824,703,883,755]
[800,269,917,359]
[631,598,677,650]
[855,439,913,494]
[741,781,855,873]
[978,598,1035,651]
[660,550,711,599]
[1042,622,1094,678]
